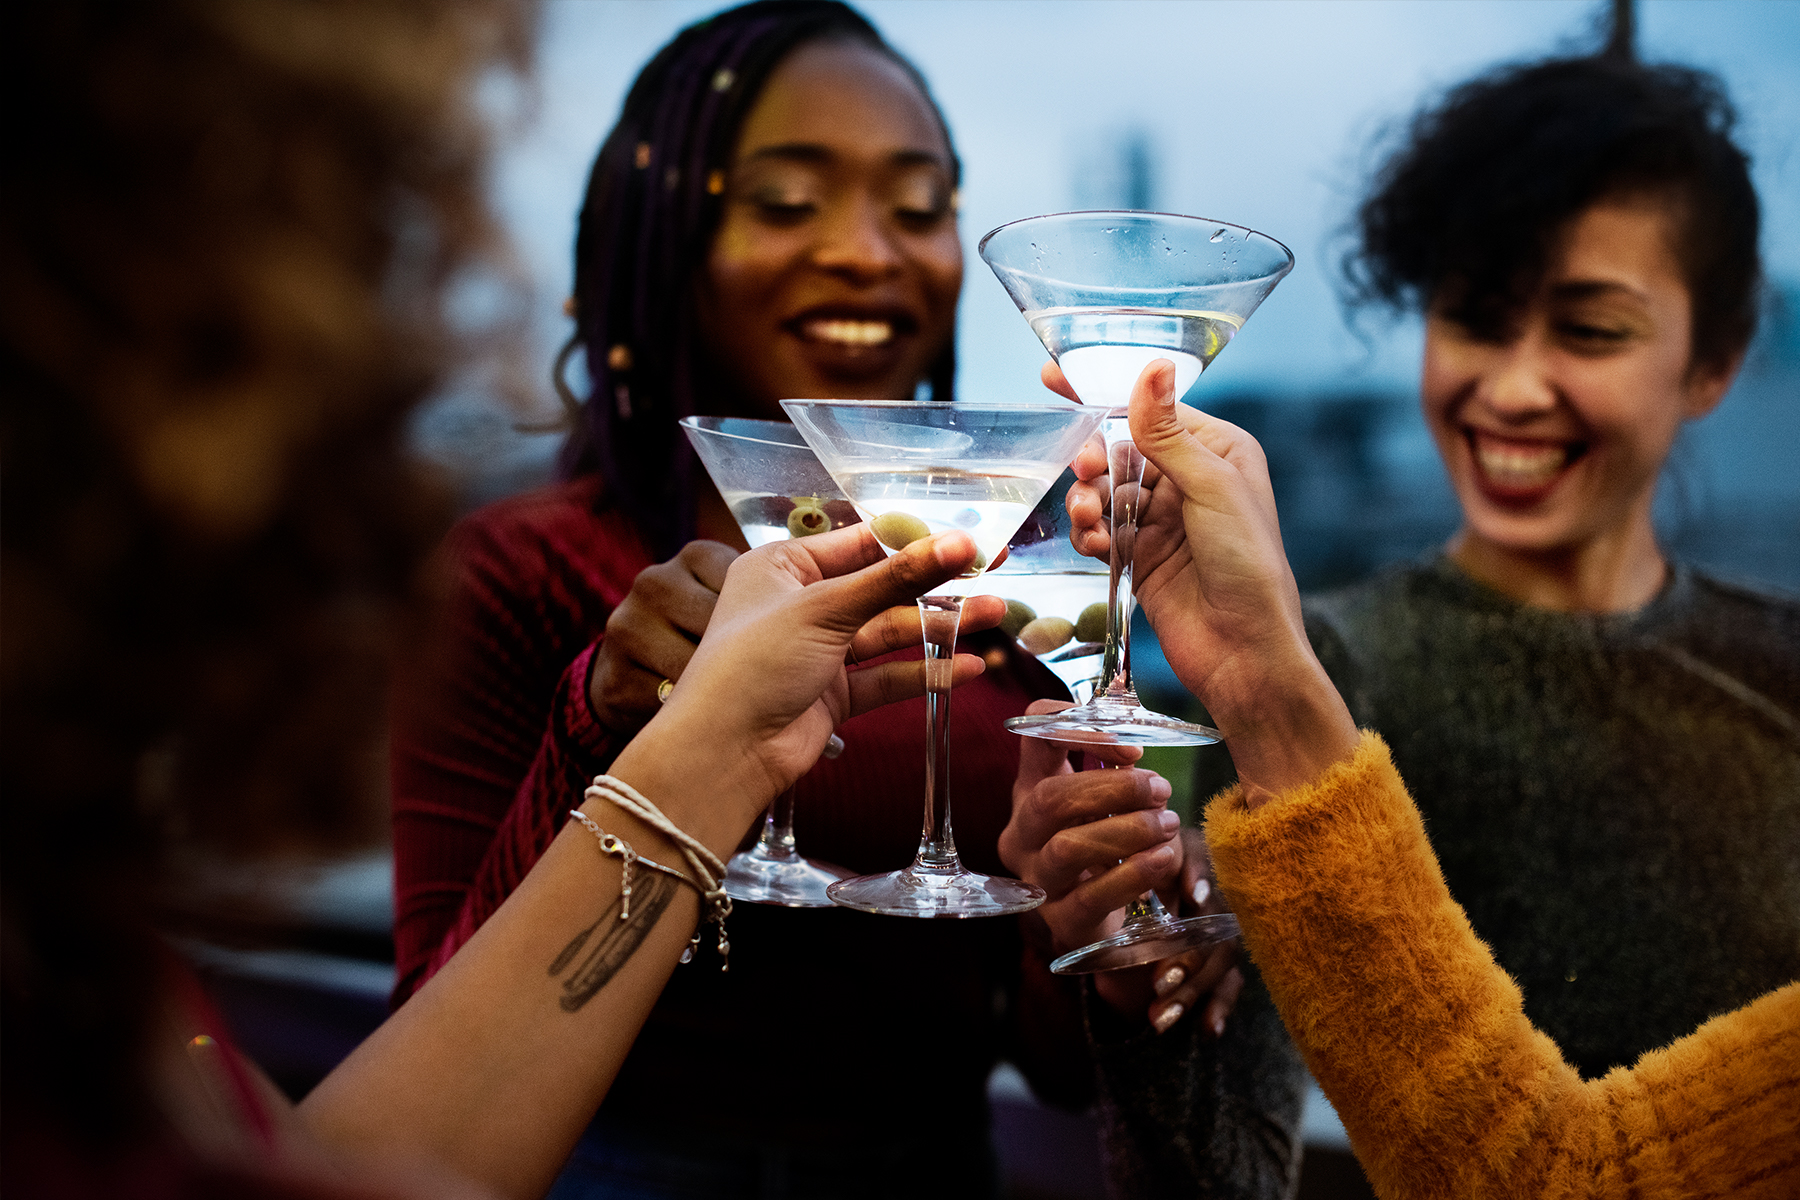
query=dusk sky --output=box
[494,1,1798,396]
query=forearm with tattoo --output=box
[547,873,679,1011]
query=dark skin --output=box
[997,362,1259,1037]
[590,37,961,735]
[1000,712,1244,1033]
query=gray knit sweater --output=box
[1102,556,1800,1198]
[1085,965,1306,1200]
[1302,556,1800,1079]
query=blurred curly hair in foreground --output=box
[1,0,531,1158]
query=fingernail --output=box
[1147,775,1172,803]
[1158,810,1181,834]
[823,734,846,759]
[1191,878,1210,907]
[1210,1012,1227,1038]
[934,532,973,568]
[1154,965,1186,997]
[1151,1002,1185,1035]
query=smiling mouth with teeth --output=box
[1469,430,1584,492]
[801,318,894,347]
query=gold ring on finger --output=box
[656,678,674,704]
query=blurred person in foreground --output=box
[386,1,1301,1194]
[1077,354,1799,1198]
[1008,49,1798,1194]
[0,2,1008,1196]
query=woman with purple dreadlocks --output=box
[388,3,1303,1196]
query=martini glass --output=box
[982,212,1292,746]
[681,416,860,907]
[981,211,1290,972]
[987,471,1109,705]
[782,400,1107,917]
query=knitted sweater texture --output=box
[1303,558,1800,1077]
[1205,734,1800,1200]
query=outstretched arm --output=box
[301,528,1003,1199]
[1208,735,1800,1200]
[1109,356,1800,1200]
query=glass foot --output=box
[1006,698,1222,747]
[723,849,851,908]
[827,866,1045,918]
[1050,912,1240,974]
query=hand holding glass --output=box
[783,400,1106,917]
[981,211,1291,971]
[680,416,859,907]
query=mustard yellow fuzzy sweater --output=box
[1205,733,1800,1200]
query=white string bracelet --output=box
[565,810,696,921]
[565,807,729,970]
[572,774,733,970]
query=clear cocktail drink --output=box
[680,415,858,908]
[782,399,1107,918]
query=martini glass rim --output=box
[780,398,1088,412]
[978,208,1296,263]
[678,413,809,452]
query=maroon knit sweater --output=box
[389,475,1093,1140]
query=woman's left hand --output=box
[648,523,1003,813]
[1141,828,1245,1038]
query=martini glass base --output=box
[1006,699,1223,747]
[827,866,1045,918]
[723,849,851,908]
[1050,912,1241,974]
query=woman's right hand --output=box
[622,526,1003,833]
[999,703,1246,1036]
[588,540,739,740]
[1063,357,1358,801]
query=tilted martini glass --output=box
[981,212,1292,971]
[681,416,860,907]
[781,400,1107,917]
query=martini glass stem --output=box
[1097,415,1142,706]
[1095,757,1168,932]
[915,595,964,872]
[1123,889,1173,927]
[752,789,800,861]
[1098,426,1205,935]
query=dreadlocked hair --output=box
[557,0,959,560]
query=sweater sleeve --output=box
[1204,732,1800,1200]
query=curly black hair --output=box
[1349,54,1760,372]
[557,0,960,560]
